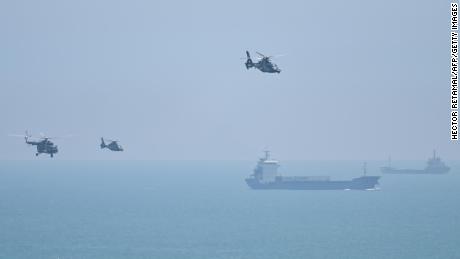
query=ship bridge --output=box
[254,150,280,183]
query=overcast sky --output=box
[0,0,455,160]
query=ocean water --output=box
[0,160,459,259]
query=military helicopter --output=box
[100,137,123,151]
[244,50,281,73]
[10,131,59,157]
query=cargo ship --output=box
[381,150,450,174]
[245,151,380,190]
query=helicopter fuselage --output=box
[106,142,123,151]
[100,138,123,151]
[26,138,58,157]
[253,58,281,73]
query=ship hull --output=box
[245,176,380,190]
[381,167,449,174]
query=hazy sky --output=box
[0,0,455,160]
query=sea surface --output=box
[0,160,459,259]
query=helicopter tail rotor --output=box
[100,137,106,149]
[245,50,254,69]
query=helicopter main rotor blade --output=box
[8,134,28,138]
[270,54,286,59]
[37,134,74,140]
[57,134,74,139]
[256,52,266,58]
[9,130,32,137]
[241,57,263,61]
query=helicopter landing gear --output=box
[50,153,53,158]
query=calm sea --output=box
[0,160,459,259]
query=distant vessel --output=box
[381,150,450,174]
[245,151,380,190]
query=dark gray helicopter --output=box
[100,137,123,151]
[245,51,281,73]
[10,131,58,157]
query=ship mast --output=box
[264,150,271,160]
[363,162,367,176]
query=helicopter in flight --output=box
[100,137,123,151]
[10,131,58,157]
[244,50,281,74]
